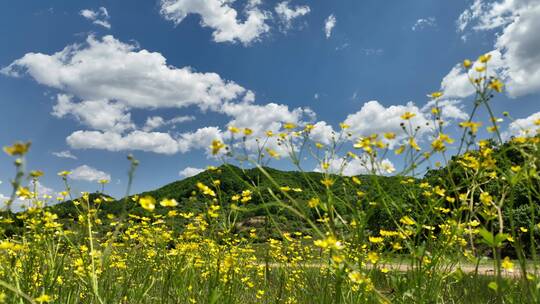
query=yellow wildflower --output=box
[58,170,71,177]
[502,257,514,272]
[401,112,416,120]
[266,148,280,159]
[384,132,396,140]
[348,271,364,283]
[430,91,443,99]
[314,235,343,250]
[3,141,31,156]
[409,138,420,151]
[210,140,225,155]
[139,196,156,211]
[479,53,492,63]
[308,197,320,208]
[283,122,296,130]
[35,295,52,303]
[399,216,416,226]
[16,187,32,199]
[369,236,384,244]
[489,79,504,92]
[160,198,178,207]
[320,178,334,188]
[367,252,379,264]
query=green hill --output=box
[2,165,409,239]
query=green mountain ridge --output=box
[2,165,407,238]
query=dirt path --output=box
[259,262,535,278]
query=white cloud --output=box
[179,166,204,178]
[275,1,310,30]
[80,7,111,29]
[504,112,540,139]
[169,115,196,124]
[70,165,111,182]
[314,156,395,176]
[223,101,308,135]
[324,14,336,38]
[1,35,249,112]
[494,3,540,97]
[412,17,436,31]
[142,115,195,131]
[1,34,316,156]
[221,101,315,153]
[335,42,350,51]
[67,130,182,155]
[1,35,253,154]
[309,121,336,145]
[361,49,383,56]
[343,100,430,143]
[159,0,270,45]
[53,94,135,132]
[3,34,432,159]
[421,99,469,121]
[52,150,77,160]
[457,0,528,32]
[142,116,166,132]
[450,0,540,98]
[177,126,224,154]
[440,49,505,99]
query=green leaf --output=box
[209,288,221,304]
[488,281,498,291]
[494,233,509,247]
[479,228,495,247]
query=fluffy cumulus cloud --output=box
[412,17,436,31]
[52,150,77,160]
[53,94,134,132]
[80,7,111,29]
[70,165,111,182]
[342,101,430,142]
[67,130,182,154]
[1,35,261,154]
[2,34,445,159]
[159,0,270,45]
[275,1,310,30]
[308,121,336,145]
[221,101,316,153]
[504,112,540,139]
[440,50,505,99]
[421,99,469,121]
[324,14,336,38]
[446,0,540,98]
[177,126,224,154]
[142,115,195,132]
[314,156,396,176]
[179,166,204,178]
[1,35,249,111]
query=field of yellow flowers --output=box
[1,55,539,303]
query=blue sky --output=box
[1,0,539,204]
